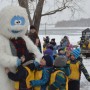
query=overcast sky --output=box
[41,0,90,24]
[0,0,90,24]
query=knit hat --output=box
[42,55,53,67]
[51,38,55,41]
[44,49,53,56]
[54,56,67,67]
[47,44,53,50]
[71,48,81,59]
[58,48,65,52]
[30,25,36,30]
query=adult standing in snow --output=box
[43,36,50,52]
[28,25,42,53]
[50,38,57,56]
[58,36,70,50]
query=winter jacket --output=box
[10,37,35,61]
[67,59,90,81]
[28,32,42,53]
[76,56,83,63]
[48,66,70,90]
[53,45,57,55]
[7,65,35,90]
[66,44,73,51]
[59,41,68,50]
[30,67,52,90]
[49,42,57,55]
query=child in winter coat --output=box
[58,36,69,50]
[46,44,57,59]
[66,50,71,60]
[48,56,70,90]
[58,48,66,57]
[30,55,53,90]
[44,48,54,62]
[5,56,35,90]
[67,48,90,90]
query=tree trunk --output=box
[18,0,26,8]
[33,0,45,33]
[18,0,33,25]
[18,0,44,33]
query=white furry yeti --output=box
[0,6,42,90]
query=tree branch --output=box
[42,6,67,16]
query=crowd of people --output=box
[5,26,90,90]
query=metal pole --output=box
[36,0,38,5]
[45,23,46,36]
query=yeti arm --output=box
[0,37,18,67]
[0,52,18,67]
[22,36,42,63]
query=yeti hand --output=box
[21,55,25,63]
[5,67,10,74]
[17,58,21,67]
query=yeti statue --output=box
[0,5,42,90]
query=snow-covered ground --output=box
[39,34,90,90]
[80,58,90,90]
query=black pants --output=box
[68,80,80,90]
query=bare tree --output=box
[18,0,81,33]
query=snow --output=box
[0,0,18,10]
[39,34,90,90]
[80,58,90,90]
[0,0,90,89]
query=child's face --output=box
[30,29,36,33]
[70,54,75,60]
[40,58,46,66]
[59,50,65,54]
[66,51,70,57]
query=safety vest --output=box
[34,70,42,90]
[43,47,46,52]
[49,70,68,90]
[88,42,90,49]
[15,66,35,90]
[82,44,86,48]
[67,60,80,80]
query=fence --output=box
[39,24,89,35]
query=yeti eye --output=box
[11,16,25,26]
[15,20,22,25]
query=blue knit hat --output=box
[42,55,53,67]
[71,48,81,59]
[44,49,53,56]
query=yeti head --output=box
[0,5,29,38]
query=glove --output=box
[48,85,57,90]
[17,58,21,67]
[34,61,39,67]
[87,77,90,82]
